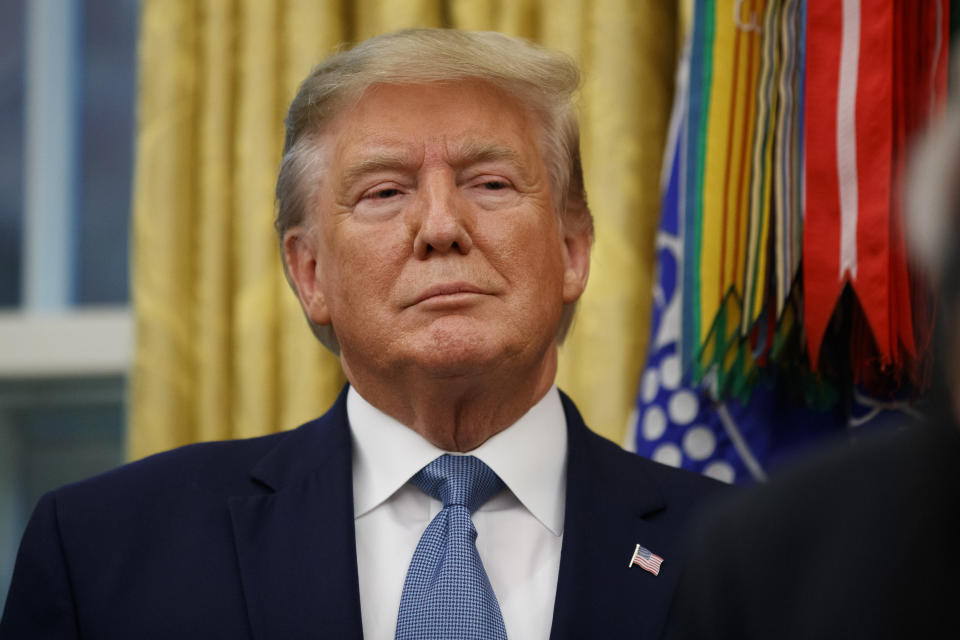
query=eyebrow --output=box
[449,140,521,170]
[450,140,540,186]
[341,151,418,190]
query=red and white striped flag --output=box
[803,0,948,372]
[628,544,663,576]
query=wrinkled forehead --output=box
[322,80,546,153]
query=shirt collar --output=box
[348,385,567,536]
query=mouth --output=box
[410,282,490,307]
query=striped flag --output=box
[632,0,944,489]
[628,544,664,576]
[803,0,948,372]
[803,0,893,368]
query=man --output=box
[664,92,960,640]
[1,29,722,639]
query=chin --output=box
[408,322,510,379]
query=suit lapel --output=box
[229,388,364,640]
[227,387,702,639]
[550,393,681,640]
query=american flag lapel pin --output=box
[628,543,664,576]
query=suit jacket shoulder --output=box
[551,391,728,640]
[0,388,362,640]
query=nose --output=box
[411,173,473,259]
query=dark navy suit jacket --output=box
[1,388,723,639]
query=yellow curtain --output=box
[130,0,678,460]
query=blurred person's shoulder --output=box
[716,418,960,526]
[669,419,960,640]
[692,419,960,564]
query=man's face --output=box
[285,81,590,385]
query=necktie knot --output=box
[411,454,504,513]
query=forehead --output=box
[320,81,545,167]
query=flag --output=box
[631,0,945,485]
[629,544,664,576]
[632,2,845,484]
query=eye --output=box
[367,187,402,200]
[469,177,514,193]
[358,184,407,204]
[466,175,520,209]
[353,182,407,219]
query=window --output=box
[0,0,26,308]
[0,0,139,612]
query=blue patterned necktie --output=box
[395,454,509,640]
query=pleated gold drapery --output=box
[130,0,679,460]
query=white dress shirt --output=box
[349,385,567,640]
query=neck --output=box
[343,348,559,451]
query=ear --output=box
[283,226,332,326]
[560,225,592,304]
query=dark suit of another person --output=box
[665,415,960,640]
